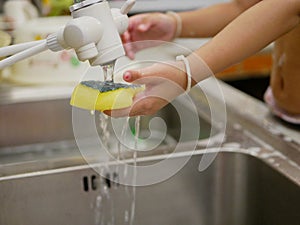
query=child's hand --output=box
[105,61,188,117]
[122,13,177,59]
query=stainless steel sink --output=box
[0,150,300,225]
[1,78,300,225]
[0,87,218,176]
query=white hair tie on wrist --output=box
[176,55,192,92]
[166,11,182,38]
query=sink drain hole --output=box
[105,173,111,188]
[82,173,118,192]
[91,175,97,190]
[83,176,89,192]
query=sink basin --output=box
[0,88,219,177]
[1,76,300,225]
[0,150,300,225]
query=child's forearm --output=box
[178,1,259,38]
[189,0,300,82]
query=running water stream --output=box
[102,63,115,82]
[92,60,140,224]
[94,115,140,225]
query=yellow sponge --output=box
[70,80,144,111]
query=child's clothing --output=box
[264,87,300,124]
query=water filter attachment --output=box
[0,0,135,69]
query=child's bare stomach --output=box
[271,23,300,114]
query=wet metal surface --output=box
[0,79,299,225]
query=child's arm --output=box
[179,0,261,37]
[122,0,260,58]
[190,0,300,80]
